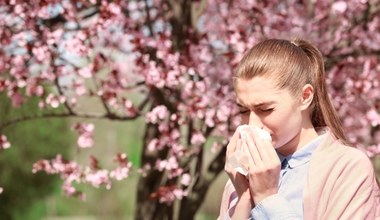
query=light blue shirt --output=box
[250,134,326,219]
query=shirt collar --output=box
[278,133,327,169]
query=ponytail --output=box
[291,39,349,144]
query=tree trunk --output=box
[178,146,226,220]
[134,122,172,220]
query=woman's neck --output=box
[277,126,318,156]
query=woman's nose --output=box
[249,111,263,128]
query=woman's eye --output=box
[260,108,274,112]
[239,109,250,114]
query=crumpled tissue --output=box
[228,125,272,176]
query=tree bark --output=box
[135,122,173,220]
[177,145,226,220]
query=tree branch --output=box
[191,0,207,28]
[143,0,155,36]
[53,70,75,115]
[0,111,140,130]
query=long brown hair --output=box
[234,38,348,144]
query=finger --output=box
[226,130,241,156]
[244,127,263,168]
[250,128,280,166]
[226,138,243,166]
[249,127,271,161]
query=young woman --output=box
[218,39,380,219]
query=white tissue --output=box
[229,125,272,176]
[238,125,272,141]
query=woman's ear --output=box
[300,84,314,110]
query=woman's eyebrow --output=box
[253,101,276,107]
[236,101,276,108]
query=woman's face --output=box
[235,76,306,154]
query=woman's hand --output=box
[225,129,251,198]
[244,126,281,204]
[225,129,253,218]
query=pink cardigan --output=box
[219,132,380,219]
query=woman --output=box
[219,39,380,219]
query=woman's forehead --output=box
[234,77,280,95]
[234,77,291,106]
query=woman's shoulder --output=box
[313,136,375,177]
[334,143,373,168]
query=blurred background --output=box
[0,94,226,219]
[1,0,380,220]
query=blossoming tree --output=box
[0,0,379,219]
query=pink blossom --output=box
[13,32,28,47]
[150,185,188,205]
[32,159,52,174]
[0,79,10,92]
[191,133,206,145]
[63,38,88,56]
[156,156,179,172]
[38,101,45,109]
[110,153,133,180]
[110,166,132,181]
[145,61,165,88]
[0,135,11,150]
[138,163,151,177]
[73,80,86,96]
[158,187,188,204]
[103,2,122,15]
[32,154,115,198]
[26,83,44,97]
[147,139,160,151]
[69,97,77,106]
[73,123,95,148]
[172,188,188,200]
[77,134,94,148]
[73,123,95,135]
[171,143,185,157]
[47,29,63,45]
[62,181,77,196]
[85,169,111,189]
[123,99,137,116]
[146,105,168,124]
[365,144,380,158]
[216,105,230,122]
[205,109,216,127]
[181,173,191,186]
[331,1,348,14]
[0,187,3,194]
[62,180,85,200]
[168,167,183,179]
[32,46,49,62]
[366,109,380,126]
[10,55,25,69]
[170,129,180,140]
[45,94,66,108]
[37,6,56,19]
[156,159,167,171]
[78,67,92,78]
